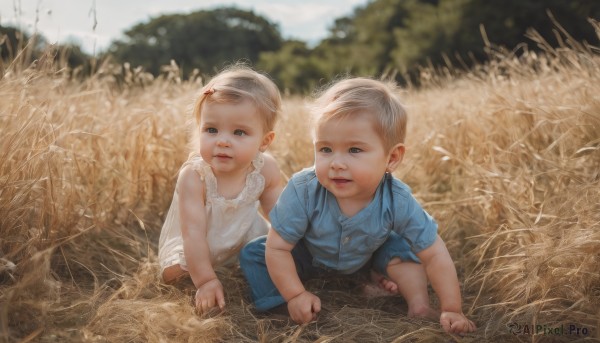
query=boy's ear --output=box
[386,143,405,172]
[259,131,275,152]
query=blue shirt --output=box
[270,168,438,274]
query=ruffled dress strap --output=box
[250,152,265,172]
[242,153,266,202]
[183,153,266,206]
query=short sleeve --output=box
[393,191,438,253]
[269,177,309,245]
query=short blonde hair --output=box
[193,65,281,132]
[310,77,407,150]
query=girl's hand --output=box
[195,278,225,313]
[287,291,321,324]
[440,311,476,334]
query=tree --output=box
[392,0,467,73]
[258,40,326,94]
[1,25,91,76]
[107,7,283,77]
[460,0,600,53]
[392,0,600,74]
[0,25,46,63]
[314,0,417,78]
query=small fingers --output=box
[217,291,226,310]
[467,319,477,332]
[448,322,461,334]
[303,306,315,323]
[440,317,451,332]
[449,319,476,335]
[440,313,476,335]
[195,295,215,314]
[201,299,210,313]
[386,282,398,293]
[296,307,315,324]
[312,298,321,314]
[195,298,205,312]
[291,311,308,324]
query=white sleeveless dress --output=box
[158,153,269,273]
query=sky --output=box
[0,0,369,54]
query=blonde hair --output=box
[310,77,407,150]
[193,65,281,132]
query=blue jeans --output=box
[239,232,420,311]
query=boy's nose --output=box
[330,157,346,169]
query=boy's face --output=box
[314,114,398,213]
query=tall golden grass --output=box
[1,23,599,342]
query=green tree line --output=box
[2,0,599,92]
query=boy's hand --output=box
[195,278,225,313]
[440,311,476,334]
[287,291,321,324]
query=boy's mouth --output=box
[215,153,232,159]
[331,177,351,184]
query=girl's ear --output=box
[386,143,405,172]
[259,131,275,152]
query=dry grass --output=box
[1,25,600,342]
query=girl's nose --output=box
[216,136,230,147]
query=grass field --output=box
[1,29,599,342]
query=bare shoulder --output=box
[177,164,205,196]
[260,153,282,185]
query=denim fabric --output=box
[269,168,438,274]
[239,236,327,311]
[371,231,421,276]
[240,232,421,311]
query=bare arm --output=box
[265,228,304,300]
[178,166,215,287]
[416,235,462,312]
[178,165,225,303]
[417,235,475,333]
[266,228,320,323]
[258,153,284,221]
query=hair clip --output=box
[204,88,215,95]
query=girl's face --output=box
[314,114,402,214]
[199,100,273,176]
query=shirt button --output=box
[343,236,351,244]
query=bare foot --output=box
[162,264,189,284]
[362,270,399,298]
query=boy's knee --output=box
[408,303,433,318]
[384,257,403,272]
[387,257,402,267]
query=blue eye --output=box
[319,147,332,153]
[349,147,362,153]
[206,127,218,133]
[234,129,247,136]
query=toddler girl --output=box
[158,66,283,313]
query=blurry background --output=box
[0,0,367,54]
[2,0,599,92]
